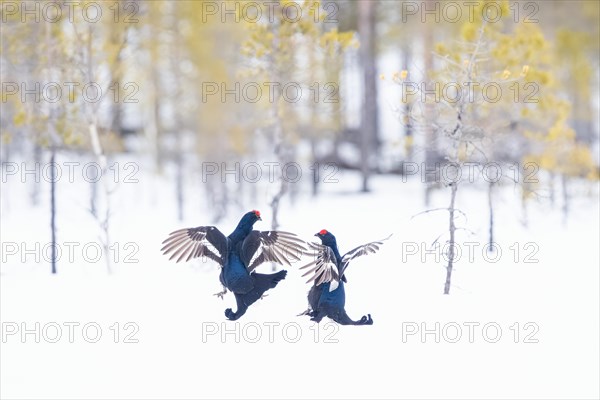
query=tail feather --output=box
[225,270,287,320]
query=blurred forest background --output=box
[1,0,599,260]
[2,4,600,397]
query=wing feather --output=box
[300,235,391,291]
[241,231,307,272]
[299,243,339,291]
[339,234,392,277]
[161,226,227,266]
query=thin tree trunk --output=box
[89,121,112,274]
[402,42,414,161]
[31,143,41,206]
[549,172,555,207]
[561,174,569,225]
[270,121,287,270]
[146,45,163,174]
[443,182,457,294]
[270,114,288,233]
[1,134,10,213]
[176,154,184,221]
[270,172,287,271]
[270,111,287,232]
[90,179,97,217]
[521,189,529,228]
[307,37,319,199]
[50,147,57,274]
[171,4,184,222]
[488,180,494,252]
[423,0,436,207]
[46,18,57,274]
[270,177,287,231]
[268,16,288,233]
[311,140,319,197]
[85,24,112,274]
[358,0,377,193]
[152,95,162,172]
[269,68,287,269]
[442,21,486,294]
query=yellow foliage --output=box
[426,4,598,183]
[320,29,357,56]
[404,135,414,153]
[461,24,478,42]
[555,29,594,102]
[566,144,597,178]
[237,0,354,146]
[526,110,598,178]
[1,131,12,144]
[228,125,247,155]
[13,110,26,127]
[435,43,448,56]
[492,23,552,69]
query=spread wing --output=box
[299,242,341,292]
[339,234,392,277]
[160,226,228,265]
[240,231,307,272]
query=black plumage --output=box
[161,210,306,320]
[299,229,390,325]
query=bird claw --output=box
[224,308,238,320]
[297,308,313,317]
[213,288,227,300]
[360,314,374,325]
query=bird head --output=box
[314,229,336,246]
[240,209,262,225]
[250,209,262,221]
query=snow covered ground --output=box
[1,155,599,399]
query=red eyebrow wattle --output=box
[319,229,328,235]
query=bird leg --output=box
[331,310,373,326]
[225,293,249,321]
[309,310,326,323]
[223,271,287,320]
[297,308,314,317]
[213,286,227,300]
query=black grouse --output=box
[161,210,306,320]
[299,229,390,325]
